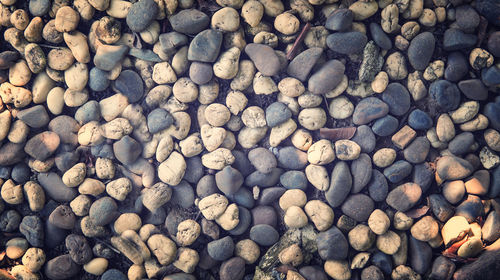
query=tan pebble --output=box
[84,258,108,275]
[235,239,260,264]
[278,243,303,266]
[279,189,307,210]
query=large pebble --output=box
[308,59,345,94]
[326,32,367,54]
[408,32,435,70]
[386,183,422,212]
[126,0,158,32]
[317,226,348,260]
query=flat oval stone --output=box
[443,28,477,51]
[316,226,348,260]
[24,131,60,161]
[413,163,433,196]
[280,171,307,190]
[229,206,251,235]
[326,32,368,54]
[325,9,353,31]
[257,187,286,205]
[382,83,411,116]
[113,70,144,103]
[189,62,213,85]
[94,45,129,71]
[147,108,173,134]
[325,161,352,208]
[370,23,392,50]
[188,29,223,63]
[409,236,432,275]
[457,79,488,101]
[445,52,468,82]
[436,155,473,181]
[351,125,376,153]
[368,170,388,202]
[383,160,413,183]
[245,168,283,188]
[19,215,44,247]
[408,32,435,70]
[65,234,92,265]
[488,31,500,57]
[308,59,345,94]
[207,236,234,261]
[266,102,292,128]
[455,195,483,222]
[429,80,461,112]
[215,166,243,195]
[403,137,430,164]
[220,257,245,280]
[340,194,374,222]
[37,172,78,202]
[408,109,433,130]
[449,132,474,156]
[350,153,372,193]
[372,115,398,137]
[287,47,323,82]
[17,105,50,128]
[44,254,80,280]
[352,97,389,125]
[113,136,142,165]
[455,5,480,30]
[49,205,76,230]
[428,194,454,222]
[250,224,279,246]
[386,183,422,212]
[126,0,158,32]
[277,147,307,170]
[89,197,117,226]
[170,9,210,35]
[244,43,280,76]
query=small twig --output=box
[286,22,312,60]
[38,44,63,49]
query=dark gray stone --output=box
[244,43,281,76]
[340,194,374,222]
[326,161,352,207]
[287,47,323,82]
[326,32,368,54]
[382,83,411,116]
[429,80,461,112]
[408,32,435,71]
[126,0,158,32]
[384,160,413,183]
[170,9,210,35]
[265,102,292,128]
[147,108,173,134]
[113,70,144,103]
[316,226,348,260]
[188,29,223,62]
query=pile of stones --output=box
[0,0,499,279]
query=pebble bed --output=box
[0,0,499,279]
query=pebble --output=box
[44,254,80,280]
[482,211,500,242]
[250,224,279,246]
[325,9,353,31]
[445,52,468,82]
[94,44,128,71]
[65,234,92,265]
[384,160,413,183]
[382,83,411,116]
[101,269,127,280]
[244,43,280,76]
[326,161,352,207]
[266,102,292,127]
[126,0,158,32]
[326,31,367,54]
[443,28,477,51]
[89,197,117,226]
[89,67,110,91]
[370,23,392,50]
[220,257,245,280]
[373,148,396,168]
[17,105,50,128]
[22,247,45,272]
[207,236,234,261]
[170,9,210,35]
[280,170,307,190]
[335,140,361,161]
[317,226,348,260]
[38,172,78,202]
[341,194,374,222]
[429,79,461,112]
[248,147,277,174]
[368,170,389,202]
[348,224,375,251]
[458,79,488,101]
[113,70,144,103]
[368,209,390,235]
[287,47,323,82]
[6,238,29,259]
[377,230,401,255]
[386,183,422,212]
[84,258,108,276]
[409,236,432,274]
[408,109,433,130]
[372,115,399,137]
[352,97,389,125]
[436,155,473,181]
[411,216,439,242]
[308,59,345,94]
[188,29,223,63]
[350,153,372,193]
[277,147,308,170]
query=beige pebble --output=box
[324,259,351,280]
[253,72,278,95]
[176,219,201,246]
[235,239,260,264]
[284,205,308,228]
[215,203,240,230]
[372,148,396,168]
[9,60,31,87]
[305,164,329,191]
[114,213,142,234]
[279,189,307,210]
[304,199,334,231]
[55,6,80,32]
[147,234,177,265]
[279,243,303,266]
[269,118,297,147]
[348,224,376,251]
[307,139,335,165]
[274,12,300,35]
[371,72,389,93]
[198,193,229,220]
[298,107,326,130]
[376,230,401,255]
[368,209,390,235]
[21,248,45,273]
[173,248,199,273]
[212,7,240,32]
[70,194,92,216]
[84,258,108,275]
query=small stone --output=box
[341,194,374,222]
[244,43,280,76]
[441,216,470,246]
[207,236,234,261]
[335,140,361,161]
[410,216,439,242]
[317,226,349,260]
[126,0,158,32]
[368,209,390,235]
[437,155,474,181]
[44,254,80,280]
[408,109,433,130]
[352,97,389,125]
[376,230,401,255]
[188,29,223,63]
[386,183,422,212]
[308,59,345,94]
[326,32,367,54]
